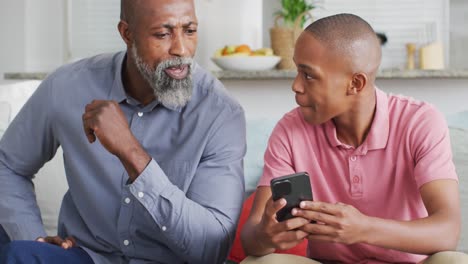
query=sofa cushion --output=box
[245,118,278,193]
[0,101,11,139]
[449,127,468,253]
[447,111,468,130]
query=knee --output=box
[425,251,468,264]
[0,241,34,263]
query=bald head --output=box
[121,0,139,25]
[120,0,196,30]
[304,14,381,79]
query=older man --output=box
[0,0,246,263]
[241,14,468,263]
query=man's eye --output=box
[186,29,197,35]
[304,73,313,80]
[154,33,170,39]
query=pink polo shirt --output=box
[258,88,458,263]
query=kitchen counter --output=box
[5,68,468,81]
[213,68,468,80]
[3,68,468,121]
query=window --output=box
[67,0,124,61]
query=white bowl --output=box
[211,56,281,71]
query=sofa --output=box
[1,81,467,260]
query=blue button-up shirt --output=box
[0,52,246,264]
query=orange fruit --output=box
[234,44,251,54]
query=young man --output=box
[241,14,468,263]
[0,0,246,263]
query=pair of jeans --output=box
[0,225,94,264]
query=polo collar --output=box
[325,88,389,153]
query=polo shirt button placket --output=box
[352,175,360,183]
[349,155,363,196]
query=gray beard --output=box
[131,45,193,108]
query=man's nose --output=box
[292,75,304,93]
[169,32,186,57]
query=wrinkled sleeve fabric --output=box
[128,107,246,264]
[410,105,458,187]
[0,77,59,240]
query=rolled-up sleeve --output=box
[129,107,246,264]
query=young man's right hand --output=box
[255,196,310,251]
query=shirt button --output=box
[162,226,167,232]
[124,197,131,204]
[352,176,360,183]
[123,240,130,246]
[138,192,144,198]
[350,156,357,161]
[137,112,143,117]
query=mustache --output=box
[158,57,193,71]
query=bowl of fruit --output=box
[211,44,281,71]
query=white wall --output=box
[24,0,65,72]
[0,0,263,80]
[0,0,64,83]
[0,1,26,81]
[195,0,263,71]
[450,0,468,69]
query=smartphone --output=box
[270,172,313,222]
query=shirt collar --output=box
[109,52,197,112]
[325,87,389,153]
[109,52,127,103]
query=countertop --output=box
[5,68,468,81]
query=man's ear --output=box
[347,73,367,95]
[118,20,132,46]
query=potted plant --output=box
[275,0,316,28]
[270,0,317,69]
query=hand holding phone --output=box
[270,172,313,222]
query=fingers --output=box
[299,221,337,237]
[276,228,309,243]
[292,206,338,226]
[82,100,124,144]
[36,236,76,249]
[82,103,111,144]
[258,196,310,250]
[44,236,67,249]
[84,100,108,112]
[299,200,344,216]
[64,236,76,248]
[273,216,310,233]
[82,108,101,143]
[264,197,287,219]
[66,236,76,246]
[272,230,309,250]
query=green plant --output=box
[276,0,316,28]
